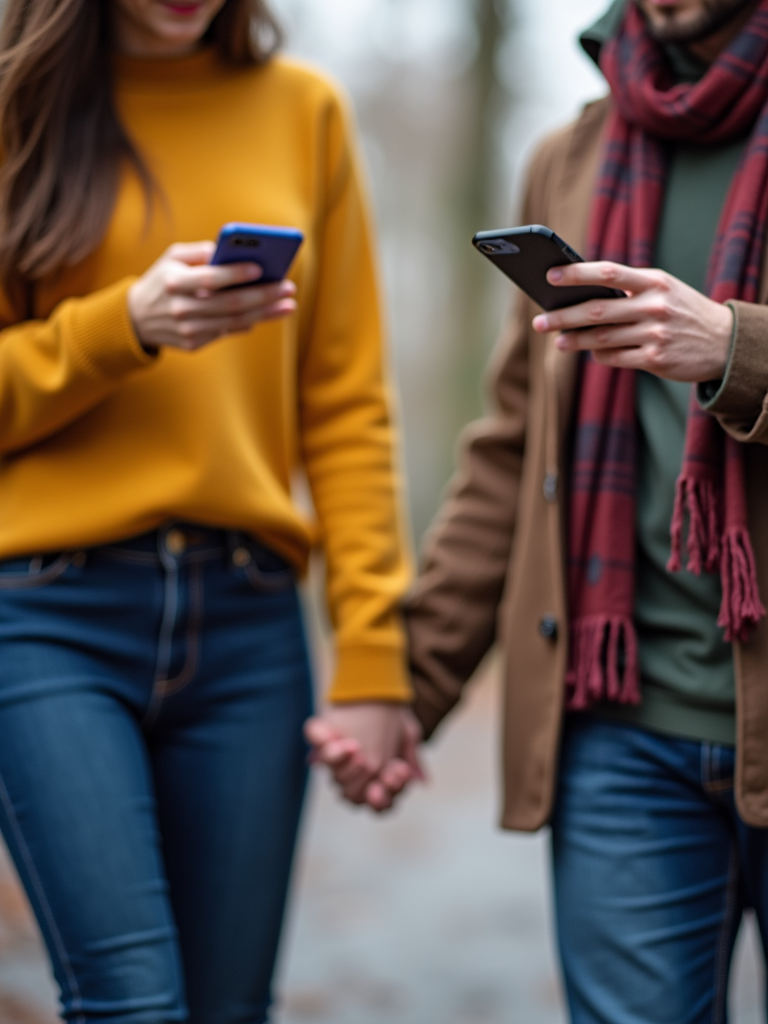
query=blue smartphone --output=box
[211,222,304,284]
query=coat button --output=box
[543,472,558,503]
[166,528,187,555]
[539,615,558,641]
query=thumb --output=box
[166,240,217,266]
[303,716,340,748]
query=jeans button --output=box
[232,546,252,568]
[166,529,187,556]
[539,615,558,641]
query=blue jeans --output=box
[0,524,313,1024]
[551,716,768,1024]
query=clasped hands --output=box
[304,703,425,813]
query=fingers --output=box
[304,716,340,749]
[304,707,426,813]
[553,321,648,353]
[168,261,264,296]
[166,240,217,266]
[165,297,297,349]
[546,260,661,294]
[169,280,296,320]
[379,758,415,794]
[304,715,378,805]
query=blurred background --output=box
[0,1,764,1022]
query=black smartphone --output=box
[472,224,624,311]
[211,222,304,284]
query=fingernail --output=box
[246,264,262,279]
[533,315,549,332]
[548,268,563,283]
[555,334,570,350]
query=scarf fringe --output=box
[718,525,766,642]
[566,616,640,711]
[667,476,720,575]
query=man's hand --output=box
[531,262,733,383]
[304,703,424,813]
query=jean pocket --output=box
[232,539,294,593]
[0,553,73,589]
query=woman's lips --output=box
[161,1,203,14]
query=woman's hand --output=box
[127,241,297,352]
[304,703,425,813]
[531,262,733,383]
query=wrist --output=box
[701,300,734,382]
[127,281,156,354]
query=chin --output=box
[155,17,209,45]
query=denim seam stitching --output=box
[143,555,180,729]
[243,562,294,592]
[156,560,202,698]
[711,842,739,1024]
[0,770,85,1024]
[0,553,71,589]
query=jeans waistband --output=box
[99,524,291,572]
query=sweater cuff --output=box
[698,300,767,420]
[68,277,158,380]
[327,644,414,703]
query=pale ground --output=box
[0,664,763,1024]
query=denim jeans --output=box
[0,524,313,1024]
[551,715,768,1024]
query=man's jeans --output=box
[552,716,768,1024]
[0,525,313,1023]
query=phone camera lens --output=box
[479,243,500,254]
[232,236,260,248]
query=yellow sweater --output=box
[0,49,413,704]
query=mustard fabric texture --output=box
[0,49,412,703]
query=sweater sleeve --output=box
[0,277,157,455]
[297,87,413,704]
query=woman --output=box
[0,1,414,1021]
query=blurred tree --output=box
[445,0,515,443]
[421,0,516,517]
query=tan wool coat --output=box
[405,96,768,832]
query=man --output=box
[307,0,768,1019]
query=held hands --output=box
[304,702,425,813]
[532,262,733,383]
[127,241,297,352]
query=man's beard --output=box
[637,0,759,43]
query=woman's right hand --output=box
[127,241,298,352]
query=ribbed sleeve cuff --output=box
[698,300,766,419]
[327,645,414,703]
[68,277,158,380]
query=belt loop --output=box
[226,530,242,562]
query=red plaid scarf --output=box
[566,1,768,710]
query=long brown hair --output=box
[0,0,281,293]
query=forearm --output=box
[304,406,413,703]
[0,278,156,454]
